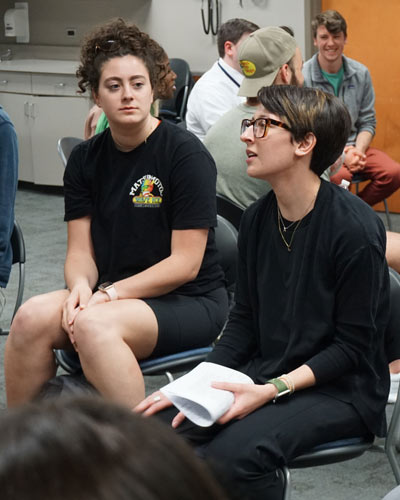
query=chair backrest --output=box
[216,194,244,232]
[386,267,400,361]
[215,214,238,294]
[57,137,84,168]
[0,220,26,335]
[158,58,194,123]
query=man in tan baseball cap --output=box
[238,26,303,97]
[204,26,305,210]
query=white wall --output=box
[143,0,308,73]
[0,0,151,47]
[0,0,316,72]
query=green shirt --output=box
[321,65,344,96]
[95,112,109,134]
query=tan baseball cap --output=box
[238,26,297,97]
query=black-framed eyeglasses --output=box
[94,39,121,55]
[240,117,291,139]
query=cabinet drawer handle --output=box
[30,102,36,119]
[24,101,29,117]
[55,82,66,87]
[0,80,8,85]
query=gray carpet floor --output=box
[0,184,399,499]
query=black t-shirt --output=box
[64,120,225,295]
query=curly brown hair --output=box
[76,18,170,99]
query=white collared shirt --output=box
[186,58,245,141]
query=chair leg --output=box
[355,181,392,231]
[279,466,292,500]
[386,383,400,484]
[383,199,393,231]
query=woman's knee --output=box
[10,294,58,346]
[73,307,114,351]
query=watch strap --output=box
[265,377,290,403]
[99,283,118,301]
[104,285,118,301]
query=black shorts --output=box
[143,287,229,357]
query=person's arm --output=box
[207,209,258,368]
[62,216,98,339]
[211,243,388,424]
[64,217,98,291]
[83,105,102,140]
[343,131,373,173]
[344,67,376,173]
[354,68,376,140]
[87,227,208,306]
[213,365,316,424]
[305,242,387,382]
[0,119,18,288]
[355,130,373,155]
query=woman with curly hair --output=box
[84,19,177,139]
[5,19,228,408]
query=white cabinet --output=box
[0,91,33,182]
[0,65,90,186]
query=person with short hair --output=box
[204,26,306,210]
[138,85,390,500]
[303,9,400,207]
[5,19,228,409]
[0,396,231,500]
[186,18,259,141]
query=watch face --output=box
[99,281,113,291]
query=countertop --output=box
[0,59,79,75]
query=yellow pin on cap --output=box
[240,60,256,77]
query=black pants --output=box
[156,389,370,500]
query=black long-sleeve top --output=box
[208,180,390,437]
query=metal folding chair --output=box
[0,220,26,335]
[57,137,83,168]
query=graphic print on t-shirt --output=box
[129,174,164,207]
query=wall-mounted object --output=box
[4,2,29,43]
[201,0,220,36]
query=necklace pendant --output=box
[283,227,287,232]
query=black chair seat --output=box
[288,435,374,469]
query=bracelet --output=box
[265,378,291,403]
[279,374,295,394]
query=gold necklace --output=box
[277,211,303,252]
[277,207,297,232]
[277,195,317,252]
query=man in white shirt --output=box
[186,18,259,141]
